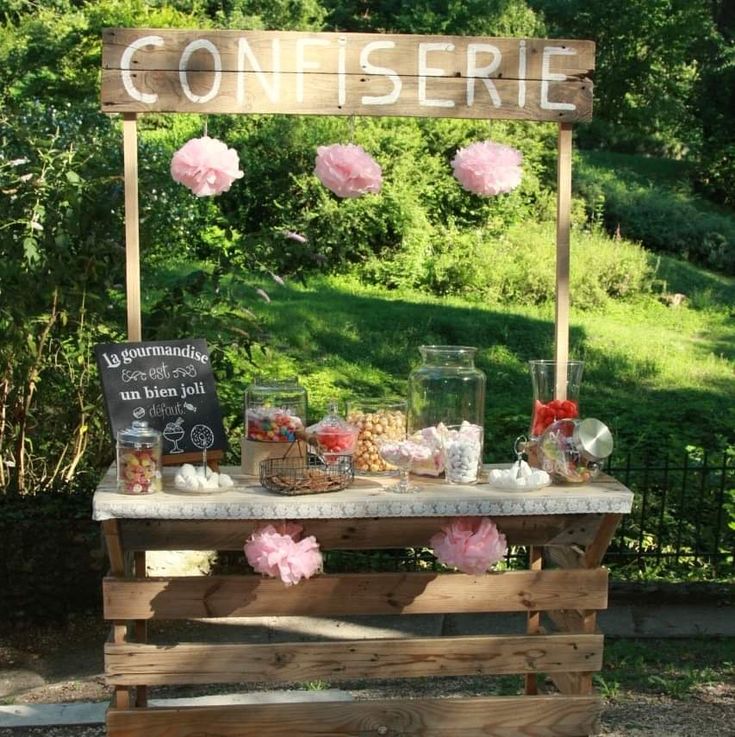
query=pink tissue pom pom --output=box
[451,141,522,197]
[430,517,507,575]
[244,523,323,586]
[314,143,382,198]
[170,136,243,197]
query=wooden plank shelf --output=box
[103,568,608,619]
[105,633,603,685]
[106,695,603,737]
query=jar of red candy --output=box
[244,376,307,443]
[529,359,584,438]
[307,401,359,463]
[116,420,162,495]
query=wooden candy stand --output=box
[96,28,633,737]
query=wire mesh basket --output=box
[259,443,354,495]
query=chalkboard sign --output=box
[95,339,227,458]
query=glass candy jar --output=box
[306,401,359,464]
[117,420,162,495]
[529,359,584,439]
[346,398,407,473]
[536,417,613,484]
[244,376,307,443]
[407,346,486,434]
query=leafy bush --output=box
[576,154,735,274]
[358,221,653,309]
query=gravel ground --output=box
[2,615,734,736]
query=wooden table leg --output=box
[103,520,132,709]
[546,513,623,699]
[134,550,148,707]
[524,545,543,695]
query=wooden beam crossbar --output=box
[105,633,603,686]
[103,569,608,620]
[117,514,607,551]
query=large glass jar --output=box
[407,346,486,434]
[244,376,307,443]
[116,420,162,495]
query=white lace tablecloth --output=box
[92,464,633,521]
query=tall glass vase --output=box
[528,359,584,439]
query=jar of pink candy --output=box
[116,420,162,495]
[244,376,307,443]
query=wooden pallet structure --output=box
[96,27,630,737]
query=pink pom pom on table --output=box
[430,517,507,575]
[244,522,323,586]
[314,143,382,198]
[451,141,522,197]
[170,136,243,197]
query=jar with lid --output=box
[407,346,486,434]
[306,401,359,464]
[535,417,613,484]
[244,376,307,443]
[117,420,162,494]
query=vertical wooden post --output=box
[554,122,573,401]
[122,113,142,342]
[133,550,148,706]
[524,545,543,695]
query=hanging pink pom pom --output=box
[314,143,382,198]
[244,522,323,586]
[451,141,522,197]
[430,517,507,575]
[170,136,244,197]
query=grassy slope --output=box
[243,256,734,461]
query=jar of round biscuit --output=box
[346,399,407,474]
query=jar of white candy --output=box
[443,423,483,484]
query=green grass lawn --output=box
[599,637,735,700]
[240,255,735,461]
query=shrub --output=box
[358,221,653,309]
[576,155,735,274]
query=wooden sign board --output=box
[101,29,594,122]
[95,339,227,461]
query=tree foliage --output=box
[0,0,733,494]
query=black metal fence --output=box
[604,451,734,579]
[325,452,735,581]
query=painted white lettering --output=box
[121,35,163,104]
[541,46,576,111]
[237,38,280,104]
[518,40,527,108]
[418,42,455,108]
[466,43,501,107]
[296,38,329,103]
[360,41,402,105]
[179,39,222,104]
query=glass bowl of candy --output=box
[307,401,359,463]
[376,436,432,494]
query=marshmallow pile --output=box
[174,463,234,492]
[487,460,551,491]
[409,422,483,483]
[378,440,433,468]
